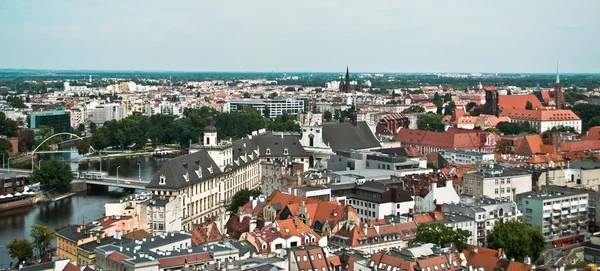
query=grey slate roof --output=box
[231,240,258,255]
[235,131,308,158]
[146,150,222,190]
[322,121,380,151]
[570,159,600,169]
[78,237,122,253]
[57,225,101,243]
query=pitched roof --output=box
[582,126,600,141]
[322,121,380,151]
[190,222,223,246]
[500,109,580,121]
[146,149,222,190]
[107,252,128,264]
[122,229,152,240]
[561,140,600,152]
[498,94,544,111]
[396,128,490,150]
[463,245,532,271]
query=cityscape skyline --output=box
[1,0,599,73]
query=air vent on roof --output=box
[183,163,188,168]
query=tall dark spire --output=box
[554,62,563,110]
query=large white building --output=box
[501,109,582,133]
[145,117,308,232]
[462,164,532,201]
[439,149,495,165]
[224,98,305,119]
[87,102,127,126]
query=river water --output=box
[0,153,168,267]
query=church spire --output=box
[556,62,560,84]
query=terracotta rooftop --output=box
[500,108,580,121]
[498,94,543,111]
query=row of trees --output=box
[90,107,300,150]
[412,219,544,262]
[7,224,55,265]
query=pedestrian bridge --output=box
[0,169,150,190]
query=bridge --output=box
[0,168,150,190]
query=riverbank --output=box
[77,151,152,163]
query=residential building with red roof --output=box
[288,246,331,271]
[190,222,223,246]
[500,108,582,133]
[462,245,532,271]
[395,128,498,155]
[89,215,140,239]
[498,94,544,111]
[367,244,464,271]
[331,221,418,254]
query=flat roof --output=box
[517,190,587,200]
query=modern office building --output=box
[87,103,127,126]
[516,191,589,247]
[439,149,495,165]
[542,185,600,233]
[462,164,532,201]
[328,149,423,172]
[224,98,305,119]
[30,108,71,133]
[444,197,522,246]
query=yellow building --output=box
[56,225,101,263]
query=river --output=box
[0,153,168,267]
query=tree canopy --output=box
[443,101,456,116]
[525,101,533,110]
[417,112,445,132]
[409,223,471,251]
[572,104,600,131]
[402,105,425,113]
[30,224,55,259]
[30,160,73,192]
[486,219,545,262]
[496,121,536,135]
[228,188,262,212]
[7,238,33,264]
[266,112,300,133]
[323,110,333,122]
[0,112,18,137]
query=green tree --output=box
[7,238,34,264]
[0,138,13,157]
[266,112,300,133]
[30,224,55,259]
[263,106,271,119]
[486,219,545,262]
[443,101,456,116]
[30,160,73,192]
[77,123,85,134]
[91,126,110,150]
[18,129,36,152]
[417,112,445,132]
[268,92,278,99]
[10,98,26,109]
[284,87,296,92]
[443,93,452,103]
[76,140,91,155]
[243,92,251,98]
[0,112,18,137]
[525,101,533,110]
[323,110,333,122]
[228,188,262,212]
[409,223,470,251]
[465,102,478,112]
[333,110,340,121]
[402,105,425,113]
[89,121,98,133]
[587,116,600,129]
[386,100,398,105]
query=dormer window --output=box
[283,148,289,155]
[207,166,213,174]
[159,175,166,185]
[266,148,271,155]
[183,172,189,182]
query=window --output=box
[159,175,166,185]
[310,255,314,260]
[284,148,289,155]
[275,244,282,249]
[318,253,322,259]
[266,148,271,155]
[303,256,307,261]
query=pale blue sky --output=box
[1,0,599,73]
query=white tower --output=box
[203,116,217,147]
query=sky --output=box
[1,0,599,73]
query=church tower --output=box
[339,66,351,93]
[204,116,217,147]
[554,62,563,110]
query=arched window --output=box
[266,148,271,155]
[309,134,315,147]
[206,137,210,145]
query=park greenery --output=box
[228,188,262,212]
[486,219,545,262]
[7,224,55,265]
[417,112,445,132]
[496,122,537,135]
[90,107,301,151]
[30,160,74,192]
[409,223,470,251]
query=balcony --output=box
[543,227,550,233]
[543,220,551,225]
[560,224,569,229]
[552,219,560,224]
[579,221,588,226]
[561,217,569,222]
[580,208,588,212]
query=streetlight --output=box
[2,153,5,168]
[137,162,141,181]
[117,166,121,184]
[38,159,43,169]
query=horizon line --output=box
[1,68,599,75]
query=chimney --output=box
[524,256,531,265]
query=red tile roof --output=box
[190,222,223,246]
[498,95,544,111]
[582,127,600,141]
[157,252,212,268]
[396,128,494,150]
[500,109,580,121]
[561,140,600,152]
[107,252,128,264]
